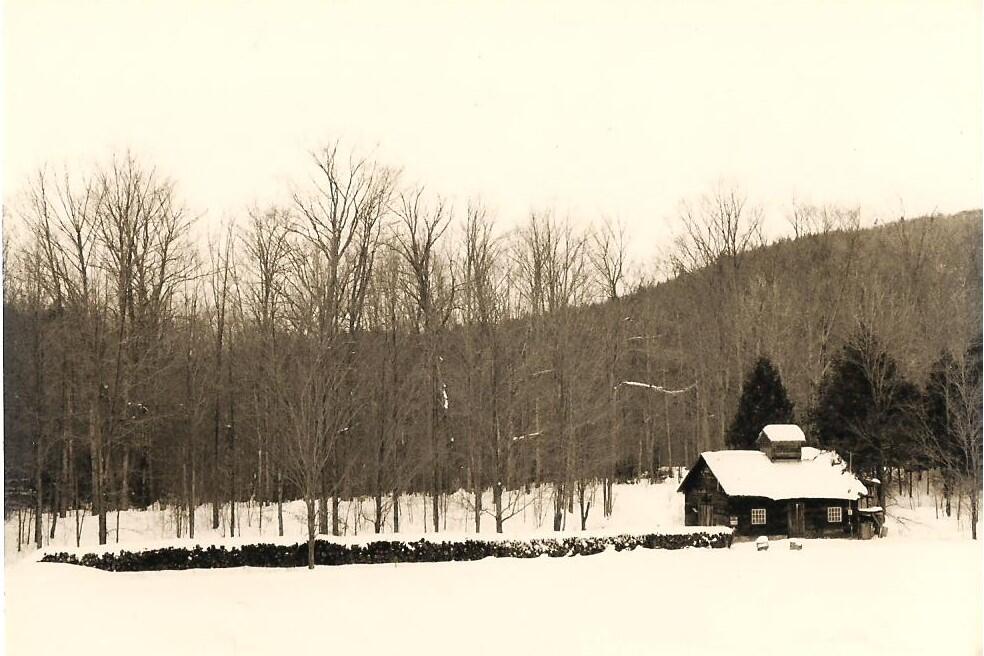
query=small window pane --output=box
[827,507,842,523]
[751,508,766,525]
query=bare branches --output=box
[514,212,589,315]
[787,202,860,239]
[589,218,627,301]
[672,185,763,274]
[291,142,398,339]
[241,206,292,333]
[459,201,504,328]
[392,187,454,332]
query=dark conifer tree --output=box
[812,327,918,506]
[726,356,795,449]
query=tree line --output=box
[727,335,982,540]
[4,145,981,564]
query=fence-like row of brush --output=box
[40,530,732,571]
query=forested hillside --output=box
[4,150,981,549]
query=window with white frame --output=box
[751,508,766,525]
[827,506,843,523]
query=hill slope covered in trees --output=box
[3,153,980,550]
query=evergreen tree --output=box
[726,356,795,449]
[812,327,918,506]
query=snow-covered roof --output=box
[759,424,806,443]
[681,446,867,501]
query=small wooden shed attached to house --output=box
[678,425,869,539]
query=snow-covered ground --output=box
[5,476,983,655]
[4,478,685,563]
[878,481,982,542]
[6,540,981,655]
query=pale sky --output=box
[3,0,982,263]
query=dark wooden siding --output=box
[770,442,803,460]
[754,435,802,461]
[726,497,787,536]
[727,498,857,538]
[682,462,732,527]
[799,499,855,538]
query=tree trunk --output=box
[48,507,57,541]
[97,474,107,545]
[305,497,316,569]
[212,407,221,530]
[578,482,591,530]
[473,485,482,533]
[56,441,68,520]
[374,493,384,533]
[318,494,328,535]
[119,447,130,511]
[373,426,387,534]
[663,380,672,473]
[68,438,76,522]
[493,481,504,533]
[24,510,32,550]
[74,507,83,547]
[877,464,887,511]
[89,401,108,545]
[431,490,440,533]
[318,482,329,534]
[257,447,264,535]
[34,436,44,549]
[229,401,237,538]
[552,484,564,531]
[276,471,284,537]
[180,461,188,538]
[189,463,196,540]
[331,494,341,536]
[392,490,400,533]
[970,488,979,540]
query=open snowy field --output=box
[6,539,981,655]
[5,477,982,654]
